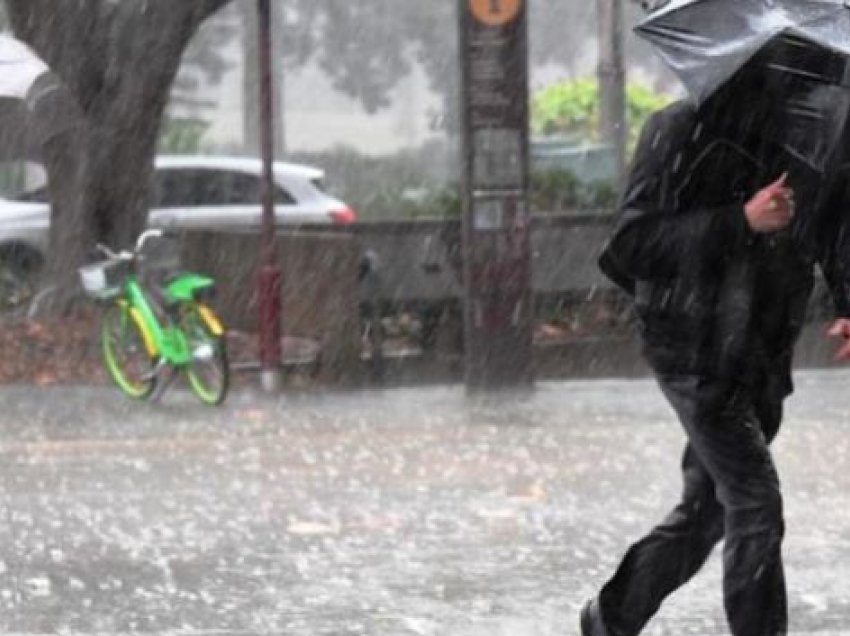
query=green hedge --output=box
[291,143,616,220]
[0,162,25,197]
[158,117,210,155]
[531,77,672,152]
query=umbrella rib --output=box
[638,23,714,48]
[766,62,839,83]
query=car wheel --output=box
[0,246,43,313]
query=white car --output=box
[0,155,356,306]
[148,155,356,230]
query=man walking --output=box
[580,54,850,636]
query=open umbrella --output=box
[635,0,850,171]
[0,33,77,161]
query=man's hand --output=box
[827,318,850,361]
[744,172,795,234]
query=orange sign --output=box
[469,0,522,26]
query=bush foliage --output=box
[292,142,617,220]
[158,117,211,155]
[297,78,667,218]
[531,77,672,150]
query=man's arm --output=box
[599,105,752,291]
[817,171,850,358]
[599,104,793,292]
[826,319,850,359]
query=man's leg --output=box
[594,443,724,636]
[661,375,787,636]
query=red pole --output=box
[257,0,282,390]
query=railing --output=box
[348,211,616,309]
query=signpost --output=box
[459,0,534,389]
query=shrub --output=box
[291,142,616,220]
[531,77,672,151]
[290,141,458,221]
[158,117,210,155]
[530,169,617,212]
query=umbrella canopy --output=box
[635,0,850,171]
[0,34,77,161]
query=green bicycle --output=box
[79,229,229,405]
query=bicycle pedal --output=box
[150,367,179,403]
[142,358,167,381]
[192,343,214,361]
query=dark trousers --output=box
[598,373,787,636]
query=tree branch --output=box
[5,0,108,113]
[147,0,233,28]
[4,0,37,39]
[195,0,234,21]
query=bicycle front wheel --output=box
[101,303,157,399]
[181,303,229,406]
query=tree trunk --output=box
[5,0,232,314]
[36,127,94,312]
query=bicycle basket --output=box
[78,259,128,300]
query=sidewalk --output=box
[1,370,849,635]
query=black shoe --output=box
[580,598,611,636]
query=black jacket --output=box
[599,100,850,385]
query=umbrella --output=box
[635,0,850,171]
[0,33,77,161]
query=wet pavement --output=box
[1,370,850,635]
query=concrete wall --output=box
[349,213,615,307]
[176,215,841,385]
[180,230,361,381]
[175,214,617,381]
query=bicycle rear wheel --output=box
[181,303,229,406]
[101,303,157,399]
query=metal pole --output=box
[257,0,282,391]
[272,0,287,155]
[597,0,627,189]
[459,0,534,391]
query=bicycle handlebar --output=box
[95,229,165,262]
[95,243,131,261]
[135,229,164,253]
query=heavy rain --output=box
[1,1,849,635]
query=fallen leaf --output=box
[287,517,341,536]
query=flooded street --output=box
[2,372,849,635]
[6,1,850,634]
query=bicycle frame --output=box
[88,228,230,405]
[120,274,193,366]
